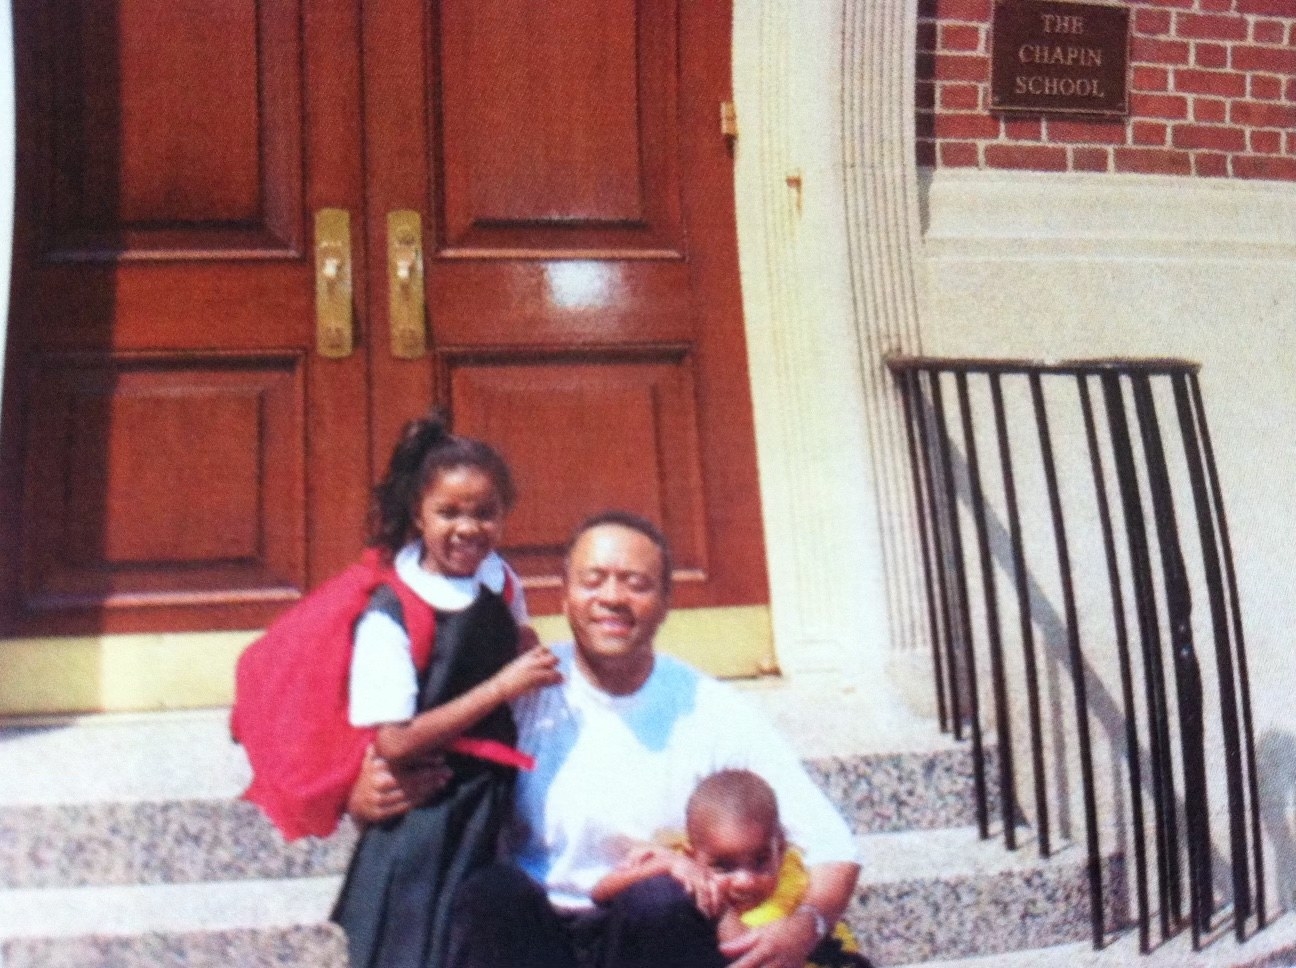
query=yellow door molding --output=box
[0,607,774,716]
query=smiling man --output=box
[352,511,861,968]
[440,511,862,968]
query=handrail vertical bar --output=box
[931,370,990,837]
[900,368,950,732]
[885,355,1264,952]
[919,368,966,740]
[1190,372,1265,929]
[1103,371,1180,939]
[990,372,1049,856]
[957,371,1018,849]
[1079,373,1151,952]
[1172,372,1250,940]
[1131,374,1210,948]
[1030,372,1104,947]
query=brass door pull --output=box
[388,210,427,359]
[314,208,354,359]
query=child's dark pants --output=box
[446,863,728,968]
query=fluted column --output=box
[840,0,929,662]
[732,0,929,718]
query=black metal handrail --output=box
[887,355,1263,953]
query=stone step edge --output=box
[0,775,1012,892]
[892,909,1296,968]
[856,825,1091,881]
[0,741,1000,891]
[847,828,1126,966]
[0,745,988,813]
[0,877,341,942]
[0,827,1093,942]
[0,706,981,807]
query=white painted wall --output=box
[921,167,1296,906]
[921,168,1296,724]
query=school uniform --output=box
[332,544,528,968]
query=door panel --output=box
[0,0,369,636]
[68,0,262,227]
[362,0,767,614]
[429,262,695,346]
[448,350,707,585]
[20,354,303,617]
[45,0,301,257]
[2,0,766,644]
[438,0,680,253]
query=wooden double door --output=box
[0,0,768,637]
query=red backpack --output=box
[230,548,529,841]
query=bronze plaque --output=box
[991,0,1129,118]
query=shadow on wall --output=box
[1258,731,1296,913]
[900,363,1268,939]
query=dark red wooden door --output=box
[363,0,766,614]
[0,0,370,635]
[0,0,766,638]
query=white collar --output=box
[561,643,656,710]
[394,542,507,611]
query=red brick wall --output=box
[916,0,1296,180]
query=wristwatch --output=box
[794,902,829,942]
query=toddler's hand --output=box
[492,644,562,702]
[715,907,747,945]
[613,844,722,917]
[664,853,726,919]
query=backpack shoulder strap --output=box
[385,577,437,671]
[365,583,405,629]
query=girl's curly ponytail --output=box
[369,410,516,556]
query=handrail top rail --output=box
[885,354,1201,377]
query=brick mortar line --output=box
[914,2,1296,176]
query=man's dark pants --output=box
[446,863,728,968]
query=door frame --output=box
[0,0,929,721]
[0,1,12,420]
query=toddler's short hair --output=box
[686,768,780,838]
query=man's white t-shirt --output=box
[505,642,858,910]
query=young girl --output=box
[591,769,872,968]
[329,412,562,968]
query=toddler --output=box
[592,768,871,968]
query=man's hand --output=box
[721,860,860,968]
[718,908,820,968]
[346,743,451,825]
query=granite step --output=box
[0,827,1108,967]
[847,827,1124,966]
[0,710,996,890]
[893,908,1296,968]
[0,877,348,968]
